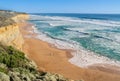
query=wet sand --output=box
[20,23,120,81]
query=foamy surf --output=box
[29,14,120,68]
[30,15,120,27]
[30,25,120,68]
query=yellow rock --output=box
[0,14,29,50]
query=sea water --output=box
[29,13,120,67]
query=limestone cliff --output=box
[0,24,23,50]
[11,14,29,22]
[0,12,29,50]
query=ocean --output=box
[29,13,120,67]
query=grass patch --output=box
[0,45,29,68]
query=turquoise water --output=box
[30,14,120,61]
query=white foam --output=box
[31,15,120,67]
[31,25,120,68]
[69,49,120,67]
[113,34,120,43]
[30,15,120,27]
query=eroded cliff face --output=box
[0,14,29,50]
[11,14,29,22]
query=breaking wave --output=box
[29,14,120,67]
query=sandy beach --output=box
[19,23,120,81]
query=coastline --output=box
[20,22,120,81]
[29,15,120,68]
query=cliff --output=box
[0,10,82,81]
[0,24,23,50]
[11,14,29,22]
[0,11,29,50]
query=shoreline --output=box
[29,17,120,68]
[20,22,120,81]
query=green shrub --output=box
[0,67,7,73]
[0,46,28,68]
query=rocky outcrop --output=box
[0,72,10,81]
[0,24,23,50]
[0,13,29,50]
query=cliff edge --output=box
[0,10,29,50]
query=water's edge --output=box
[29,14,120,68]
[31,24,120,68]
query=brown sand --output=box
[20,23,120,81]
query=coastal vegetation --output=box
[0,45,72,81]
